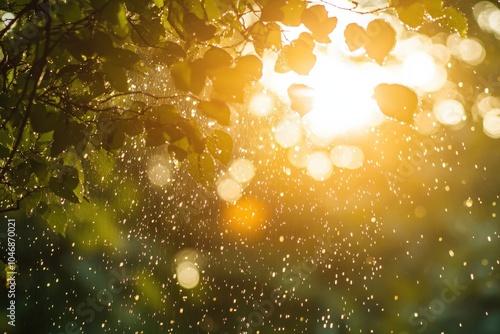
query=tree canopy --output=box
[1,0,500,333]
[0,0,474,217]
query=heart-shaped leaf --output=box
[364,20,396,65]
[199,100,231,126]
[373,83,418,123]
[302,5,337,43]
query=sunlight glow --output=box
[274,117,303,148]
[287,144,311,168]
[217,177,243,203]
[249,93,275,116]
[483,108,500,138]
[175,249,201,290]
[474,1,500,36]
[307,151,333,181]
[222,198,267,233]
[229,158,256,184]
[401,51,446,92]
[330,145,364,170]
[176,261,200,289]
[146,155,171,186]
[433,99,466,126]
[301,58,384,145]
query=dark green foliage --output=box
[0,0,471,230]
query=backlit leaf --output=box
[103,62,129,92]
[280,0,306,27]
[187,152,215,189]
[30,104,59,133]
[261,0,286,22]
[234,55,263,81]
[49,166,80,203]
[344,23,368,51]
[391,0,425,28]
[364,20,396,65]
[199,100,231,126]
[301,5,337,43]
[250,21,282,56]
[171,61,206,94]
[213,69,246,102]
[285,44,316,75]
[207,130,233,166]
[443,7,468,37]
[153,0,164,8]
[424,0,443,17]
[151,41,186,65]
[373,83,418,123]
[203,47,233,70]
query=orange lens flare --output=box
[221,197,268,235]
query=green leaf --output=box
[177,121,205,153]
[59,1,82,22]
[103,125,126,150]
[424,0,443,17]
[145,127,169,147]
[171,61,206,94]
[120,119,143,137]
[45,204,68,236]
[0,92,17,108]
[205,0,228,20]
[20,189,42,215]
[30,104,59,133]
[207,130,233,166]
[0,144,10,159]
[151,41,186,65]
[51,120,86,157]
[153,0,164,8]
[373,83,418,123]
[169,137,190,161]
[168,1,216,42]
[390,0,425,28]
[104,48,140,69]
[149,104,183,125]
[30,159,50,183]
[130,13,165,46]
[187,152,215,189]
[49,166,80,203]
[103,62,129,92]
[11,161,31,186]
[443,7,468,37]
[90,148,115,178]
[364,20,397,65]
[102,0,129,37]
[199,100,231,126]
